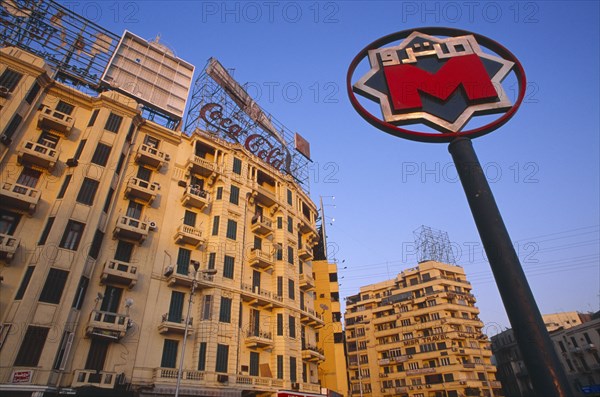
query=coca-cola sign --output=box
[200,102,292,172]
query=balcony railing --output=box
[298,245,313,261]
[248,248,274,271]
[240,283,282,309]
[300,308,325,327]
[135,144,169,170]
[0,182,41,214]
[72,369,117,389]
[302,344,325,362]
[113,216,149,244]
[153,369,290,391]
[18,140,59,171]
[38,105,74,136]
[187,155,219,177]
[174,224,205,247]
[181,185,210,210]
[0,233,20,262]
[299,273,315,291]
[101,260,138,288]
[158,313,192,335]
[245,328,274,349]
[165,267,214,289]
[86,310,130,340]
[252,182,277,207]
[250,215,273,237]
[125,177,159,204]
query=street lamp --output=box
[174,260,217,397]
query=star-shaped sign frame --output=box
[347,27,526,143]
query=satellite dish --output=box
[320,304,329,311]
[125,298,134,308]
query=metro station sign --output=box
[347,27,526,142]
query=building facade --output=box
[0,9,335,396]
[344,261,502,397]
[492,312,600,396]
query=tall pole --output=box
[448,137,571,396]
[174,267,198,397]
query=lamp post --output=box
[174,261,217,397]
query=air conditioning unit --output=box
[217,374,229,383]
[149,221,157,230]
[66,158,78,167]
[0,135,11,145]
[291,382,300,390]
[0,86,9,98]
[164,266,173,277]
[152,182,161,190]
[426,385,432,388]
[164,154,171,161]
[117,372,126,385]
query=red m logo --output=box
[383,54,498,112]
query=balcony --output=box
[302,344,325,362]
[101,260,138,289]
[72,369,118,389]
[0,182,41,215]
[250,215,273,237]
[299,273,315,291]
[113,216,149,244]
[158,313,192,335]
[187,155,219,177]
[241,283,281,309]
[165,267,214,289]
[252,182,277,207]
[174,224,205,247]
[135,144,169,170]
[245,328,274,350]
[125,177,159,204]
[300,308,325,328]
[181,185,210,210]
[0,233,19,263]
[299,220,318,240]
[86,310,130,340]
[38,105,74,136]
[298,245,313,261]
[17,140,59,171]
[248,248,274,272]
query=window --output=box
[226,219,237,240]
[212,216,220,236]
[115,153,125,175]
[161,339,178,368]
[88,230,104,260]
[0,209,20,235]
[136,166,151,181]
[232,157,242,174]
[223,255,235,279]
[329,272,338,282]
[176,248,191,275]
[229,185,240,205]
[215,344,229,373]
[198,342,207,371]
[103,188,114,213]
[115,241,134,262]
[208,252,216,270]
[88,109,100,126]
[38,130,58,147]
[104,112,123,133]
[289,356,297,382]
[71,276,89,310]
[276,246,283,261]
[126,201,143,219]
[57,174,72,199]
[39,268,69,303]
[202,295,212,320]
[14,326,49,366]
[183,210,197,227]
[15,266,35,300]
[73,139,86,161]
[277,313,283,336]
[288,279,295,300]
[249,351,259,376]
[0,68,23,92]
[55,100,74,115]
[277,217,282,229]
[91,143,111,166]
[2,114,22,139]
[219,297,232,323]
[25,82,40,104]
[144,135,160,148]
[287,247,294,265]
[17,167,41,188]
[289,315,296,338]
[216,186,223,200]
[440,357,451,366]
[334,332,344,343]
[167,291,184,322]
[76,178,99,205]
[53,331,74,370]
[287,216,293,233]
[277,277,283,297]
[277,355,284,379]
[287,189,293,205]
[85,339,108,371]
[59,220,85,250]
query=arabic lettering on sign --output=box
[200,103,290,172]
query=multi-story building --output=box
[492,311,600,396]
[0,1,335,396]
[344,260,502,397]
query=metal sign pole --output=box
[448,137,571,396]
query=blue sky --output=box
[70,0,599,334]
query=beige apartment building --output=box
[344,260,502,397]
[0,7,339,395]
